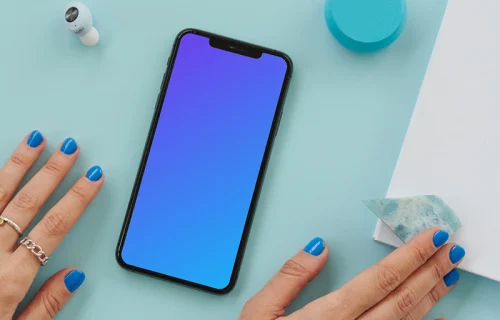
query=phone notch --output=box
[209,38,262,59]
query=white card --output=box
[374,0,500,282]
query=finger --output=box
[0,137,79,250]
[401,270,459,320]
[13,166,103,271]
[293,227,444,320]
[358,243,465,320]
[0,130,45,213]
[240,237,328,319]
[17,268,86,320]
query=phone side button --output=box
[160,72,167,90]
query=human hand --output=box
[0,131,104,320]
[240,228,464,320]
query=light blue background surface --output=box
[1,0,499,319]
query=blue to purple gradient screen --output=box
[120,33,288,290]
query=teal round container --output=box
[325,0,407,52]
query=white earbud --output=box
[65,2,99,46]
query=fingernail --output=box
[86,165,103,181]
[444,269,460,287]
[433,230,449,247]
[450,245,466,264]
[27,130,43,148]
[60,137,78,155]
[304,237,325,256]
[64,270,85,293]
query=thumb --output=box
[240,237,328,320]
[17,268,85,320]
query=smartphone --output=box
[116,29,292,294]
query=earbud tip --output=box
[80,27,99,46]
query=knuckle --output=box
[428,287,441,305]
[430,262,446,281]
[408,244,429,266]
[279,259,309,280]
[260,304,285,318]
[12,191,38,211]
[376,265,401,293]
[68,185,88,206]
[0,186,8,204]
[10,153,29,168]
[401,314,416,320]
[42,292,63,318]
[42,212,68,237]
[43,161,63,177]
[0,273,12,291]
[0,272,10,286]
[396,287,419,314]
[0,272,22,304]
[240,299,284,319]
[320,293,353,320]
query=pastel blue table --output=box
[1,0,499,319]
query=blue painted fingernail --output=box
[433,230,449,248]
[64,270,85,293]
[444,269,460,287]
[86,166,103,182]
[450,245,466,264]
[304,237,325,256]
[27,130,43,148]
[60,138,78,155]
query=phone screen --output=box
[118,31,290,291]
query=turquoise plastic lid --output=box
[325,0,407,52]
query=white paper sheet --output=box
[374,0,500,282]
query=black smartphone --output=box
[116,29,292,294]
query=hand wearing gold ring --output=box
[0,130,104,320]
[0,131,466,320]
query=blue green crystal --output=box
[364,195,462,243]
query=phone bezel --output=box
[116,28,293,294]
